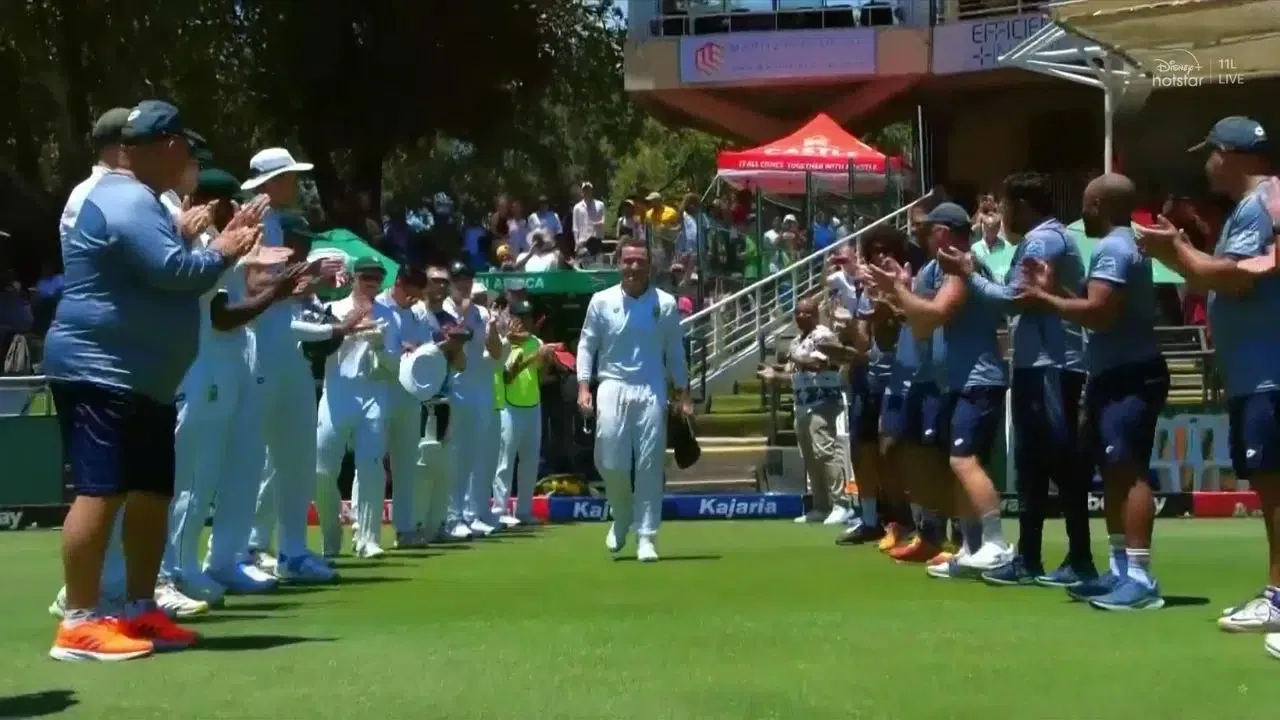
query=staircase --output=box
[679,198,930,398]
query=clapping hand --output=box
[271,262,313,299]
[866,257,911,293]
[936,246,975,277]
[1012,257,1053,308]
[224,194,271,233]
[239,244,295,268]
[208,226,261,260]
[178,198,213,242]
[1134,215,1185,260]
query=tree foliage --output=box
[608,118,729,212]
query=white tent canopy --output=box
[1000,0,1280,172]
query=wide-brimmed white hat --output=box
[399,343,448,401]
[241,147,314,190]
[470,280,489,297]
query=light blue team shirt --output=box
[44,173,229,402]
[1208,182,1280,399]
[943,266,1008,390]
[854,291,895,396]
[1083,226,1162,375]
[968,218,1086,371]
[886,259,944,395]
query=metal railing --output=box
[0,375,54,417]
[679,195,931,397]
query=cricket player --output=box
[494,300,554,525]
[873,203,1012,574]
[314,257,399,558]
[375,266,432,548]
[1020,173,1168,609]
[577,239,692,562]
[442,266,508,539]
[413,265,469,540]
[1136,118,1280,646]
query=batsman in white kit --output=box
[576,240,692,562]
[314,256,399,558]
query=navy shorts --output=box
[879,392,907,441]
[905,382,946,446]
[851,388,882,444]
[946,386,1006,460]
[1082,358,1169,472]
[1228,390,1280,480]
[50,380,177,498]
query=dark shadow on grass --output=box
[184,613,278,625]
[267,585,330,596]
[0,690,77,718]
[329,575,409,587]
[1163,595,1211,608]
[493,529,541,539]
[428,544,473,551]
[613,554,723,563]
[384,551,441,559]
[194,635,335,652]
[221,600,300,612]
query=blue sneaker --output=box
[1088,577,1165,611]
[277,553,339,584]
[980,556,1042,586]
[206,561,278,595]
[1066,571,1121,601]
[1036,563,1092,588]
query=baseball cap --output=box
[120,100,207,148]
[783,213,798,223]
[241,147,315,190]
[193,169,246,202]
[924,202,971,231]
[448,260,475,278]
[581,181,594,190]
[278,210,317,239]
[352,256,385,275]
[510,299,534,316]
[645,191,661,202]
[426,266,451,282]
[91,108,132,149]
[1189,116,1269,154]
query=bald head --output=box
[1084,173,1137,226]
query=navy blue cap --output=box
[1189,116,1269,154]
[924,202,970,231]
[121,100,207,148]
[448,260,475,278]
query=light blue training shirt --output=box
[1208,181,1280,399]
[968,218,1086,371]
[943,265,1008,390]
[1083,226,1162,375]
[44,173,230,402]
[885,260,943,395]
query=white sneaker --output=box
[357,543,386,560]
[1219,597,1280,633]
[240,562,279,585]
[48,587,67,619]
[154,579,210,618]
[498,515,522,527]
[957,542,1012,571]
[637,537,659,563]
[1265,633,1280,659]
[49,586,128,618]
[823,507,851,526]
[794,511,826,524]
[469,519,497,537]
[176,571,226,607]
[249,549,278,574]
[605,523,627,554]
[448,522,474,540]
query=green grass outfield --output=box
[1,520,1278,719]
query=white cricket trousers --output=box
[387,401,424,534]
[446,399,495,523]
[417,410,452,536]
[164,355,263,578]
[494,405,541,518]
[315,380,388,551]
[243,350,317,560]
[594,380,667,538]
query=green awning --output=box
[309,229,397,299]
[479,270,619,295]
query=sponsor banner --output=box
[548,496,612,523]
[680,30,876,84]
[671,493,804,520]
[0,504,69,530]
[931,15,1087,75]
[997,492,1191,519]
[1191,491,1260,518]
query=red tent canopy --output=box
[716,114,907,195]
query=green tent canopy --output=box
[309,228,398,299]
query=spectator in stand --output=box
[528,194,563,238]
[572,182,606,254]
[811,209,838,252]
[516,229,562,272]
[971,212,1011,276]
[462,207,491,272]
[31,259,64,337]
[643,191,680,230]
[763,216,782,252]
[0,269,33,361]
[616,199,639,238]
[731,187,752,226]
[677,193,702,264]
[507,199,531,255]
[382,201,413,265]
[494,244,518,271]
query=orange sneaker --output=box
[50,617,153,662]
[877,523,904,553]
[889,537,942,564]
[120,608,199,650]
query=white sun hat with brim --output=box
[241,147,315,191]
[399,343,448,402]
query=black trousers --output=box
[1011,367,1093,571]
